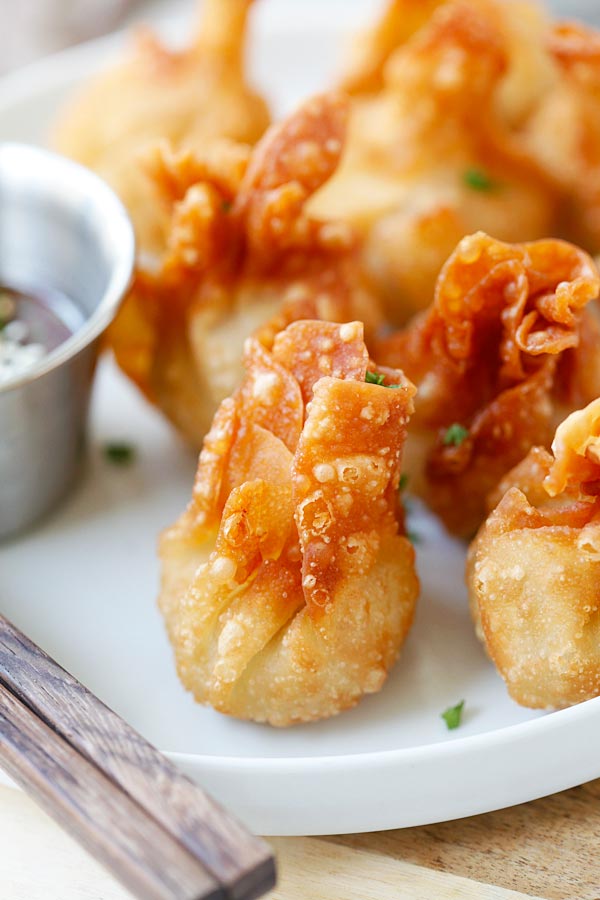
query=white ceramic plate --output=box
[2,5,600,838]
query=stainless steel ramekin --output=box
[0,143,134,539]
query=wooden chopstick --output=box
[0,615,276,900]
[0,682,222,900]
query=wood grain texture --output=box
[0,683,221,900]
[0,615,275,900]
[326,780,600,900]
[268,837,545,900]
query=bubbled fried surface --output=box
[53,0,270,256]
[159,320,419,726]
[310,0,559,323]
[376,231,600,537]
[108,92,384,447]
[468,398,600,709]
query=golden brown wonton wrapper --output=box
[109,92,383,446]
[159,320,419,726]
[467,398,600,709]
[53,0,270,255]
[310,0,558,323]
[376,231,600,538]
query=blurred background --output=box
[1,0,599,75]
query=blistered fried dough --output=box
[109,93,383,446]
[376,232,600,538]
[525,21,600,252]
[159,320,419,726]
[467,398,600,709]
[311,0,557,323]
[53,0,269,255]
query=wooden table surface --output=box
[2,777,599,899]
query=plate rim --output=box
[163,692,600,770]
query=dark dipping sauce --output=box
[0,286,85,387]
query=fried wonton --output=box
[53,0,270,255]
[375,232,600,538]
[310,0,558,323]
[109,92,383,446]
[467,398,600,709]
[159,320,419,726]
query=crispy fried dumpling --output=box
[310,0,558,323]
[159,320,419,726]
[467,398,600,709]
[53,0,270,255]
[109,93,384,446]
[376,232,600,538]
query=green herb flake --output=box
[103,442,136,466]
[463,167,497,192]
[399,473,409,492]
[366,371,402,389]
[407,530,421,545]
[441,700,465,730]
[442,423,469,447]
[221,199,232,213]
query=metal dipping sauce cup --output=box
[0,143,135,539]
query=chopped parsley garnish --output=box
[441,700,465,730]
[103,442,136,466]
[221,199,232,213]
[442,423,469,447]
[407,530,421,545]
[366,371,402,389]
[463,167,497,192]
[399,473,409,492]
